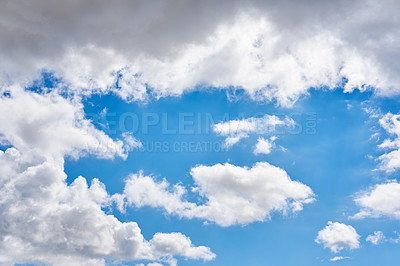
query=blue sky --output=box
[2,1,400,265]
[61,88,399,265]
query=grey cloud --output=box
[1,1,400,104]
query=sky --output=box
[1,1,400,265]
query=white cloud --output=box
[377,113,400,171]
[0,87,129,161]
[315,222,360,253]
[122,162,314,227]
[0,89,214,265]
[0,148,137,265]
[253,136,277,155]
[136,263,165,266]
[122,171,197,215]
[330,256,349,261]
[150,232,215,261]
[0,148,214,265]
[2,1,400,263]
[2,1,400,105]
[353,180,400,219]
[0,140,217,266]
[213,115,293,147]
[366,231,386,245]
[365,230,400,245]
[122,132,143,152]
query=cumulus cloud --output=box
[0,148,127,265]
[122,162,315,226]
[121,171,197,215]
[149,233,215,262]
[315,222,360,253]
[353,180,400,219]
[122,132,143,152]
[213,115,293,147]
[366,231,386,245]
[0,87,129,161]
[0,89,214,265]
[377,113,400,171]
[2,1,400,264]
[1,1,400,105]
[0,148,214,265]
[365,230,400,245]
[253,136,277,155]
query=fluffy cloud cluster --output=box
[0,149,139,265]
[0,87,131,161]
[366,230,400,245]
[366,231,386,245]
[0,90,214,265]
[0,147,215,265]
[315,222,360,253]
[253,136,278,155]
[1,1,400,106]
[213,115,293,147]
[2,0,400,263]
[353,180,400,219]
[149,233,215,263]
[122,162,315,227]
[377,113,400,171]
